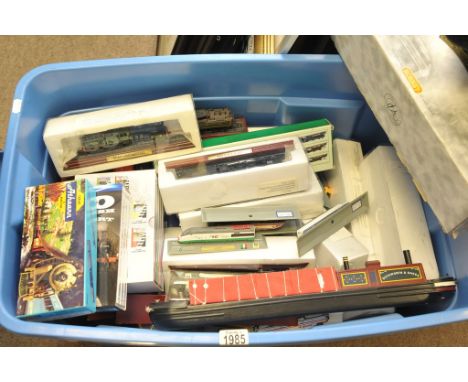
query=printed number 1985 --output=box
[219,329,249,346]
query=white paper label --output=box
[276,210,293,218]
[219,329,249,346]
[352,200,362,212]
[12,99,22,114]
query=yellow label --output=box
[201,244,236,252]
[37,186,45,207]
[107,149,153,162]
[57,189,66,215]
[402,67,422,93]
[76,181,85,212]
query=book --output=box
[17,180,97,320]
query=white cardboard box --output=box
[158,137,310,214]
[205,120,334,173]
[334,36,468,235]
[95,184,132,311]
[163,236,316,272]
[324,139,374,258]
[314,228,369,270]
[77,169,164,292]
[178,168,324,231]
[45,94,202,177]
[359,146,439,280]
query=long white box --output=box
[158,137,310,214]
[163,236,316,272]
[314,228,369,270]
[324,139,374,258]
[359,146,439,279]
[334,36,468,235]
[77,169,164,292]
[178,168,324,231]
[204,119,334,173]
[45,94,202,177]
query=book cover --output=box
[17,179,97,320]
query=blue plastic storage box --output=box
[0,55,467,345]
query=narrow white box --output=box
[77,169,164,292]
[314,228,369,270]
[158,137,310,214]
[163,236,315,271]
[178,168,324,231]
[45,94,202,177]
[324,139,374,258]
[359,146,439,279]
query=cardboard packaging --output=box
[77,169,164,292]
[95,184,131,311]
[178,168,325,231]
[115,294,165,326]
[314,228,369,270]
[158,137,310,214]
[44,94,201,177]
[334,35,468,235]
[359,146,439,279]
[324,139,374,257]
[163,236,316,273]
[17,180,97,320]
[202,119,334,173]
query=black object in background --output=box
[289,36,338,54]
[443,35,468,69]
[172,36,249,54]
[445,35,468,52]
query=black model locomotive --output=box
[78,122,167,154]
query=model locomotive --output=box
[166,141,291,179]
[196,107,248,139]
[78,122,167,154]
[64,122,195,171]
[196,107,233,130]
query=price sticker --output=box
[219,329,249,346]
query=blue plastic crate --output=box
[0,55,467,345]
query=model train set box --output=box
[0,51,467,346]
[44,94,202,177]
[158,137,310,214]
